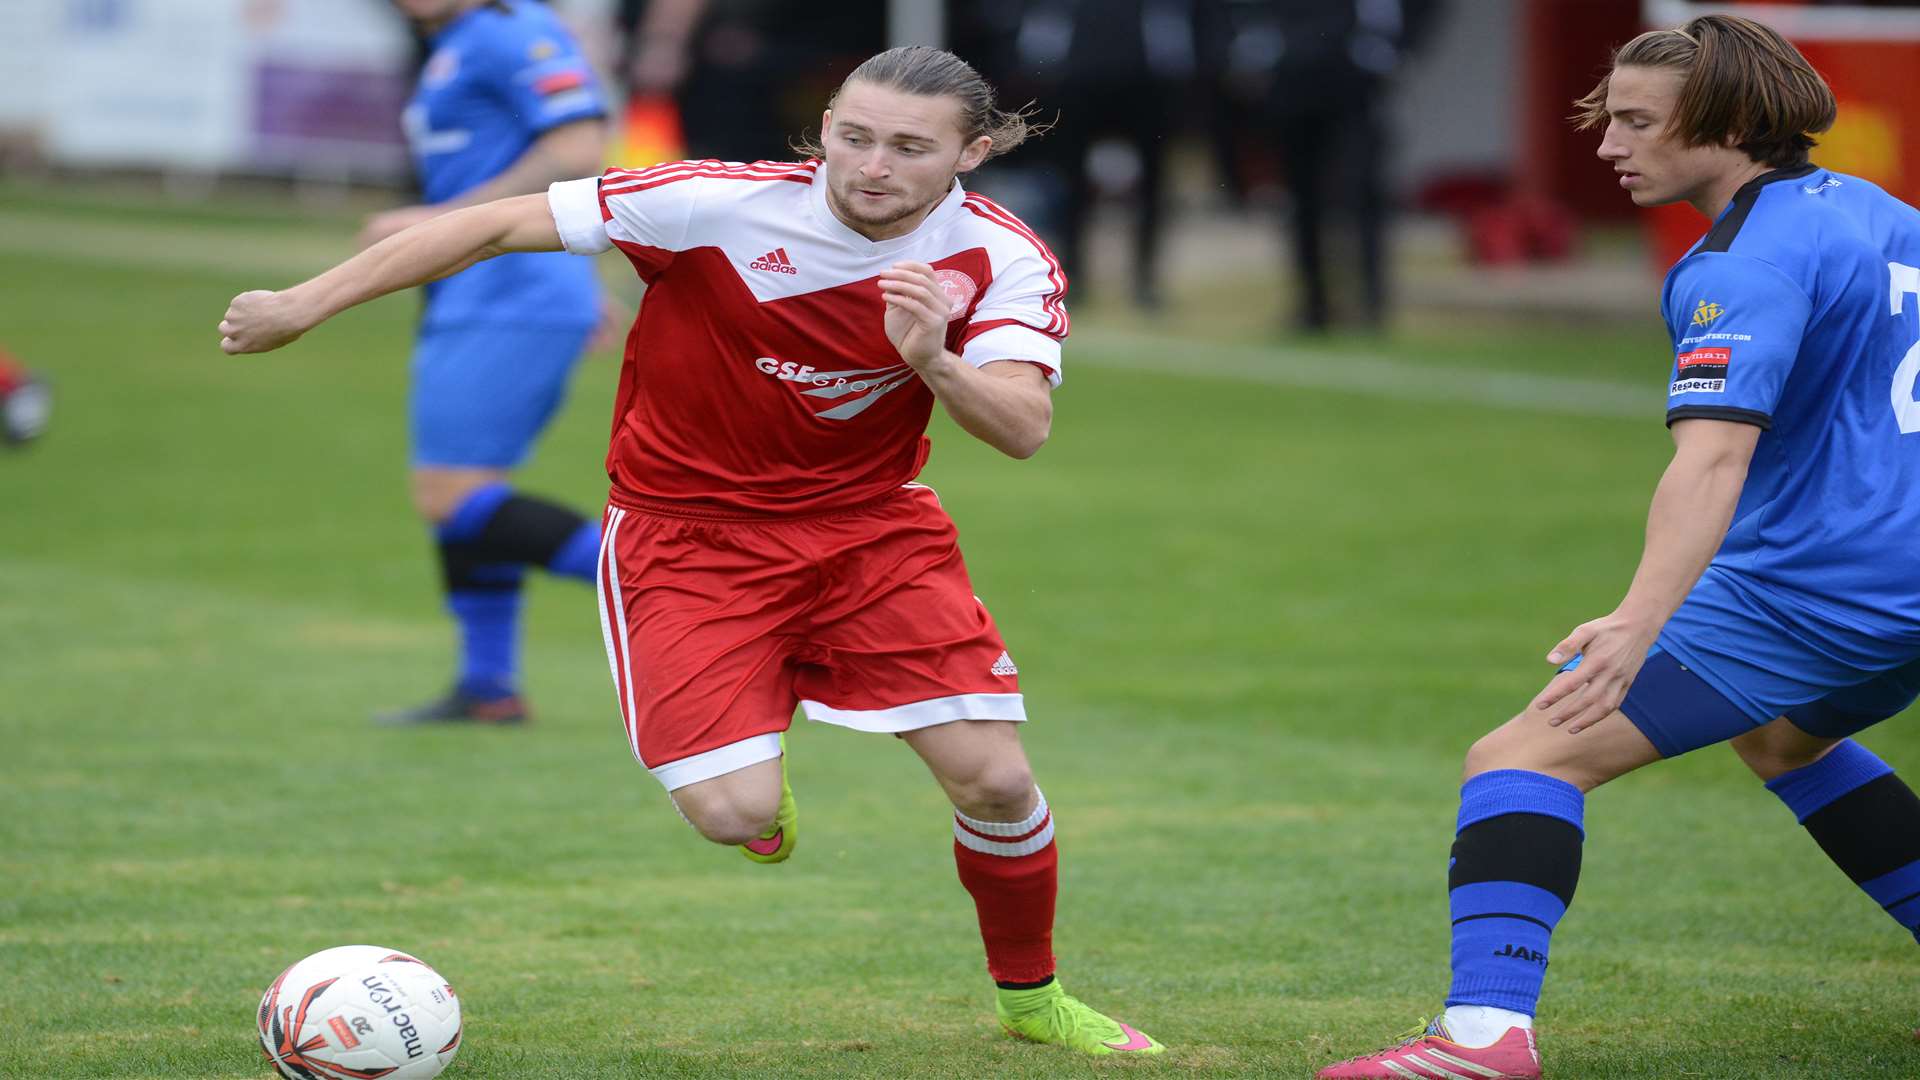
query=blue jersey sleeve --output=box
[1662,253,1812,429]
[487,18,606,135]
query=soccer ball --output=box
[257,945,461,1080]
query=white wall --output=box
[3,0,414,176]
[1388,0,1519,191]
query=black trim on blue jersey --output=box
[1666,405,1773,430]
[1696,163,1820,254]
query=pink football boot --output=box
[1318,1017,1541,1079]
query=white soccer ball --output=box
[257,945,462,1080]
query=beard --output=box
[827,172,954,231]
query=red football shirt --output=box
[547,159,1068,515]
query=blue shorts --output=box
[1613,568,1920,757]
[409,323,593,469]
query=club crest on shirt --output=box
[934,269,977,321]
[1690,300,1724,327]
[528,39,559,61]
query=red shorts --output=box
[594,484,1025,790]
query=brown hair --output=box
[794,46,1047,166]
[1572,14,1836,168]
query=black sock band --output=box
[463,493,588,567]
[1449,813,1584,907]
[996,975,1056,991]
[1803,774,1920,886]
[438,540,523,593]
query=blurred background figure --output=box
[956,0,1199,311]
[615,0,886,162]
[0,348,51,447]
[364,0,610,727]
[1203,0,1440,333]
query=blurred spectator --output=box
[616,0,885,162]
[960,0,1199,310]
[1203,0,1441,333]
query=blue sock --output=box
[446,583,523,701]
[437,484,523,701]
[433,485,597,699]
[546,520,601,582]
[1446,769,1585,1015]
[1766,741,1920,944]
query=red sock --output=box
[952,790,1057,984]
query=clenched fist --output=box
[218,290,312,355]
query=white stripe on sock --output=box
[954,789,1047,837]
[953,789,1052,856]
[954,816,1055,857]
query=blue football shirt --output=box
[405,1,604,329]
[1661,165,1920,643]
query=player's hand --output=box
[879,261,950,372]
[218,290,311,354]
[357,205,440,250]
[589,294,632,355]
[1531,611,1660,734]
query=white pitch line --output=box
[1068,330,1662,420]
[0,208,1663,420]
[0,210,352,278]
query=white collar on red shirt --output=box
[808,165,968,256]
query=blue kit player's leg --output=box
[1736,659,1920,945]
[384,323,600,726]
[1429,642,1763,1052]
[1323,575,1918,1077]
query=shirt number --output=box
[1893,261,1920,434]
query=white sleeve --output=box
[546,177,611,255]
[597,165,703,253]
[548,165,709,260]
[957,247,1068,386]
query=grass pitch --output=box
[2,185,1916,1078]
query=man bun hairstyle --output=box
[796,46,1048,165]
[1573,13,1836,168]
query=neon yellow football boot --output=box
[739,737,796,864]
[996,980,1164,1056]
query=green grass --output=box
[2,190,1917,1078]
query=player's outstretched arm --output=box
[1531,417,1759,732]
[358,120,605,248]
[879,261,1053,459]
[219,194,564,355]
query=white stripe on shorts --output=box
[650,732,784,792]
[800,692,1027,733]
[595,507,643,764]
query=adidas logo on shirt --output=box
[991,651,1019,676]
[749,248,797,274]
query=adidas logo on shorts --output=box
[991,651,1018,676]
